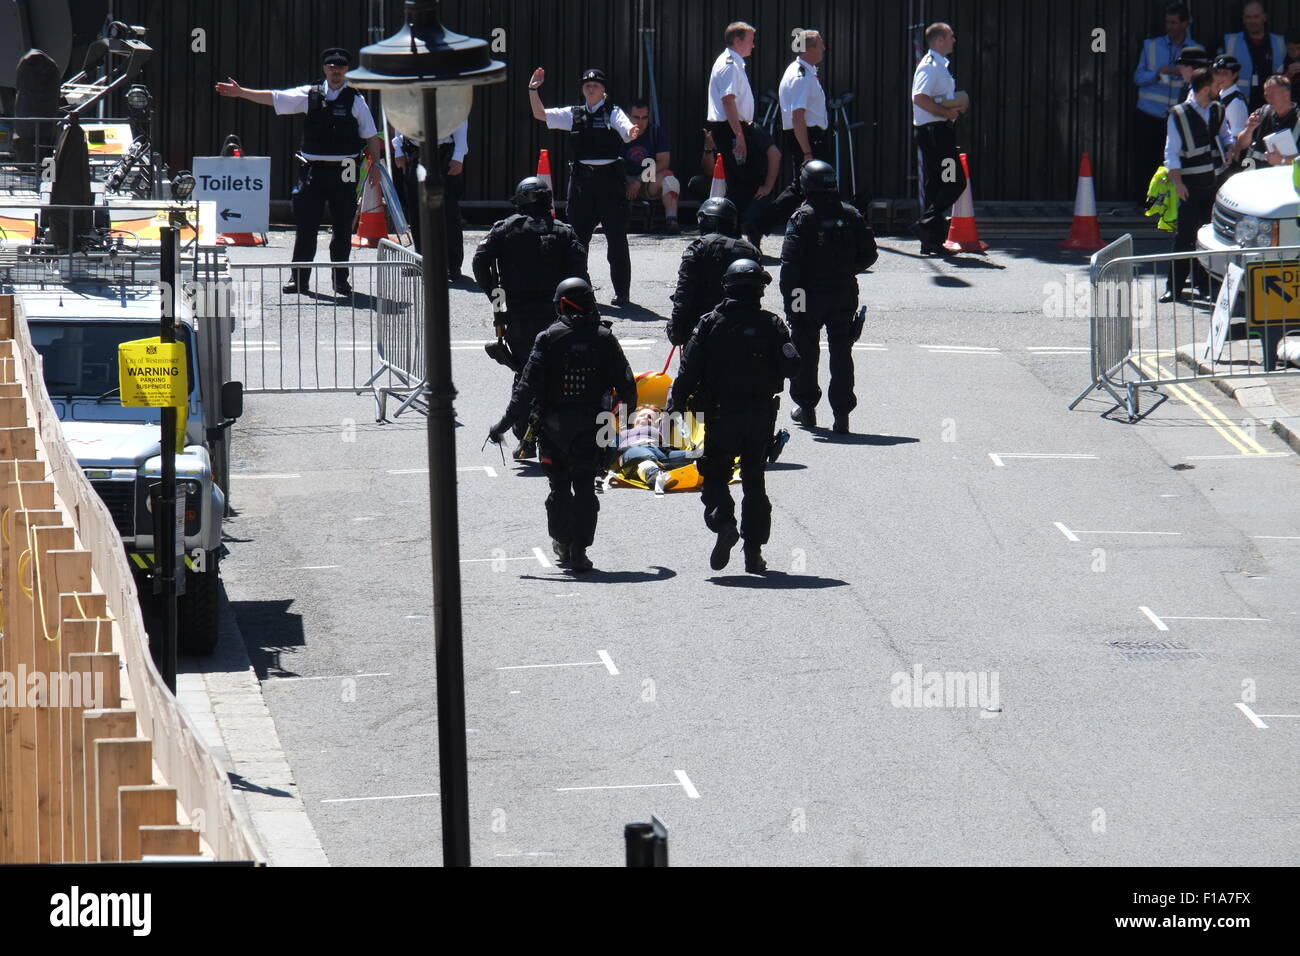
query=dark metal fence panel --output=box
[97,0,1300,207]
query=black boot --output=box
[568,546,594,573]
[551,539,571,567]
[743,544,767,574]
[792,406,817,429]
[710,525,740,571]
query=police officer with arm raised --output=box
[216,48,383,297]
[473,177,589,459]
[488,278,637,573]
[780,160,877,435]
[529,67,643,307]
[667,260,799,575]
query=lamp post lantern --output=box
[348,0,505,868]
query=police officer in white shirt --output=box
[529,67,642,306]
[910,23,967,256]
[1212,55,1250,171]
[216,48,383,297]
[707,23,758,196]
[393,120,468,279]
[766,29,831,229]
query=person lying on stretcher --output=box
[610,404,699,494]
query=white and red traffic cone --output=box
[537,149,555,216]
[1060,152,1106,251]
[351,168,389,247]
[943,152,988,253]
[708,153,727,199]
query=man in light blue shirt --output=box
[1133,3,1194,192]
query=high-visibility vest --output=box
[1223,32,1286,96]
[1135,35,1192,118]
[1145,166,1179,232]
[1171,100,1226,177]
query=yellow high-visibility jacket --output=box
[1145,166,1179,233]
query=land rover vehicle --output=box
[22,286,241,655]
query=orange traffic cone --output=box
[1060,152,1105,251]
[536,149,555,217]
[708,153,727,199]
[216,145,267,246]
[351,170,389,247]
[943,153,988,253]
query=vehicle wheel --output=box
[178,557,220,656]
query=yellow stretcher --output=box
[603,351,740,493]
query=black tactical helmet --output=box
[512,176,552,212]
[721,258,771,292]
[800,160,838,194]
[554,277,597,314]
[696,196,738,234]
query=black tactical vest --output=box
[545,319,614,407]
[795,201,859,283]
[302,85,364,158]
[570,104,622,162]
[497,214,574,299]
[1171,100,1226,179]
[705,302,784,401]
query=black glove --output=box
[487,418,509,444]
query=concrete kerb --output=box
[177,589,329,866]
[1174,344,1300,457]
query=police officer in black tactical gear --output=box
[529,66,644,306]
[780,160,877,435]
[473,177,589,458]
[667,260,799,575]
[667,197,760,347]
[489,278,638,573]
[216,49,384,297]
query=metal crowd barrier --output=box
[226,253,421,417]
[369,239,426,420]
[0,116,141,195]
[1069,234,1300,421]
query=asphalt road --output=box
[216,226,1300,866]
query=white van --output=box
[1196,164,1299,276]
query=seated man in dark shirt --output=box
[620,100,681,233]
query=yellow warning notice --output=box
[118,337,188,445]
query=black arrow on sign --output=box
[220,208,242,221]
[1263,275,1294,302]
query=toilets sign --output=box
[192,156,271,233]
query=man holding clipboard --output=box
[1236,74,1300,167]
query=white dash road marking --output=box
[532,546,552,568]
[1254,535,1300,540]
[460,554,543,564]
[597,650,619,675]
[919,344,1000,352]
[1235,702,1268,729]
[496,660,604,671]
[990,453,1097,467]
[1027,346,1089,352]
[321,792,439,804]
[289,565,340,570]
[1162,615,1270,622]
[387,466,499,477]
[555,783,684,793]
[231,473,301,480]
[1139,606,1169,631]
[675,769,700,799]
[272,672,391,683]
[1054,522,1080,542]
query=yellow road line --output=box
[1136,356,1267,455]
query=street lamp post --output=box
[348,0,504,868]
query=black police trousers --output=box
[915,121,966,246]
[503,305,553,439]
[566,162,630,299]
[539,425,603,549]
[764,128,833,232]
[398,142,465,274]
[706,120,772,240]
[789,297,857,418]
[699,405,777,547]
[290,160,359,290]
[1166,172,1215,297]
